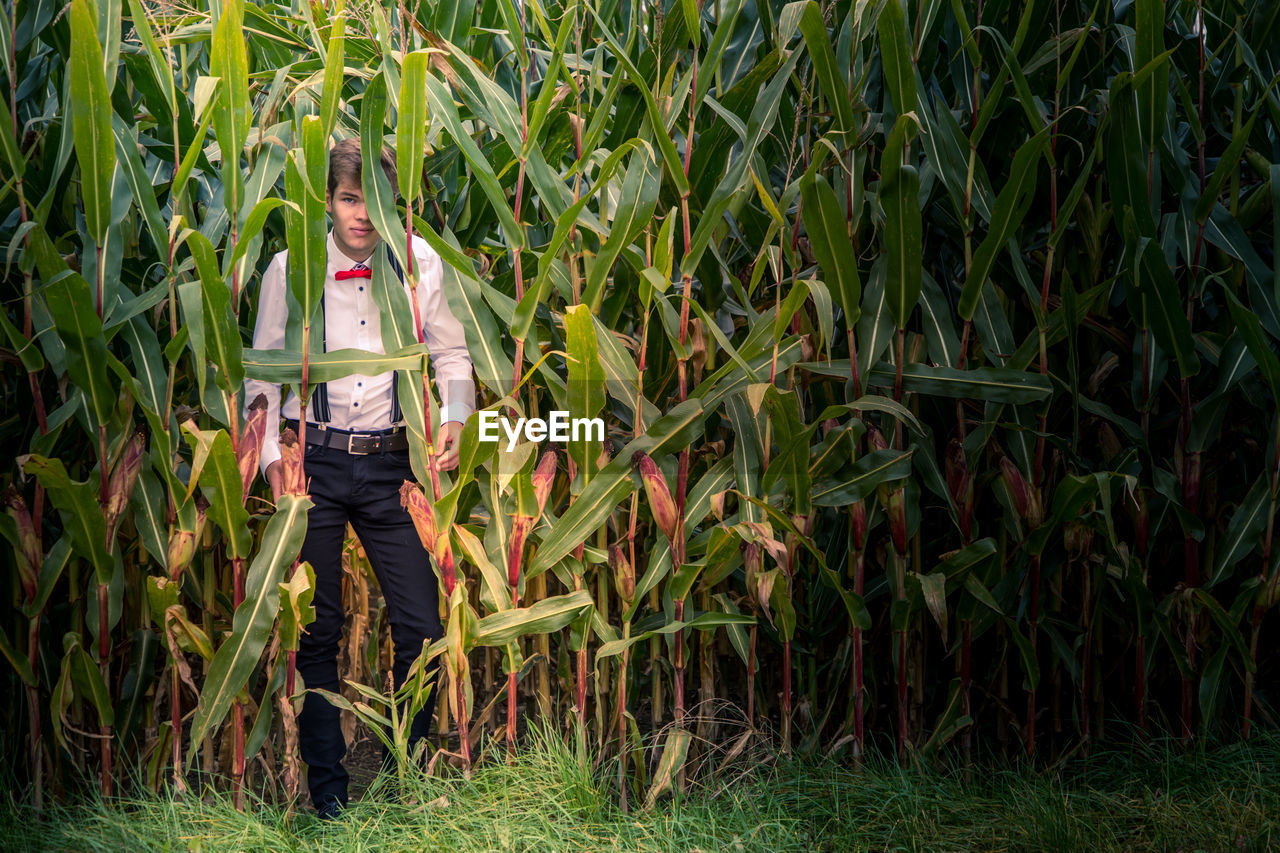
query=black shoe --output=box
[314,795,347,821]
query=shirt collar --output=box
[327,231,375,272]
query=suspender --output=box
[289,244,408,427]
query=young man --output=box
[245,138,475,819]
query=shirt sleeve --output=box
[245,252,288,476]
[415,240,475,425]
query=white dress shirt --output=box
[247,231,476,475]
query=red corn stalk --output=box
[944,439,975,762]
[743,543,765,729]
[998,455,1043,754]
[502,450,557,755]
[5,488,44,810]
[1243,418,1280,738]
[223,402,269,810]
[1132,487,1150,738]
[609,544,634,811]
[871,426,910,759]
[848,500,867,760]
[1181,446,1202,742]
[162,606,199,797]
[1066,522,1096,745]
[401,481,468,765]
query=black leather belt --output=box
[284,420,409,455]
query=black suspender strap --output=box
[311,289,332,422]
[387,244,406,426]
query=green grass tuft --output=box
[2,730,1278,852]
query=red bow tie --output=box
[335,267,372,280]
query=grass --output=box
[2,727,1278,852]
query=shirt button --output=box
[361,320,366,325]
[359,286,364,291]
[357,382,362,387]
[353,402,359,407]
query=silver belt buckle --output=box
[346,433,372,455]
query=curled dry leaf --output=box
[279,429,306,496]
[238,394,269,501]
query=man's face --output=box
[326,178,379,261]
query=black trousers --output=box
[294,438,443,810]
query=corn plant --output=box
[2,0,1279,810]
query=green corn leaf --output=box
[1136,238,1199,379]
[243,344,431,385]
[225,198,290,278]
[958,130,1048,321]
[111,117,166,256]
[472,590,595,646]
[584,7,690,197]
[23,456,112,584]
[278,562,316,652]
[876,0,915,116]
[433,0,476,45]
[188,494,312,763]
[880,115,921,330]
[180,422,250,560]
[957,128,1044,320]
[0,623,36,687]
[797,1,856,137]
[419,73,523,245]
[595,612,755,661]
[130,465,167,569]
[318,2,346,139]
[1133,0,1167,155]
[68,0,115,244]
[27,538,73,620]
[530,399,706,576]
[398,51,429,208]
[28,227,114,426]
[210,0,248,221]
[68,637,114,727]
[284,127,328,347]
[801,173,860,326]
[1210,475,1269,588]
[565,305,606,487]
[644,728,692,810]
[186,232,243,393]
[583,147,660,310]
[170,83,220,205]
[865,362,1054,403]
[1224,288,1280,400]
[812,449,915,506]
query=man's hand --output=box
[265,460,283,503]
[432,421,463,472]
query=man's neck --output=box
[330,231,378,267]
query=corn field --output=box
[2,0,1279,811]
